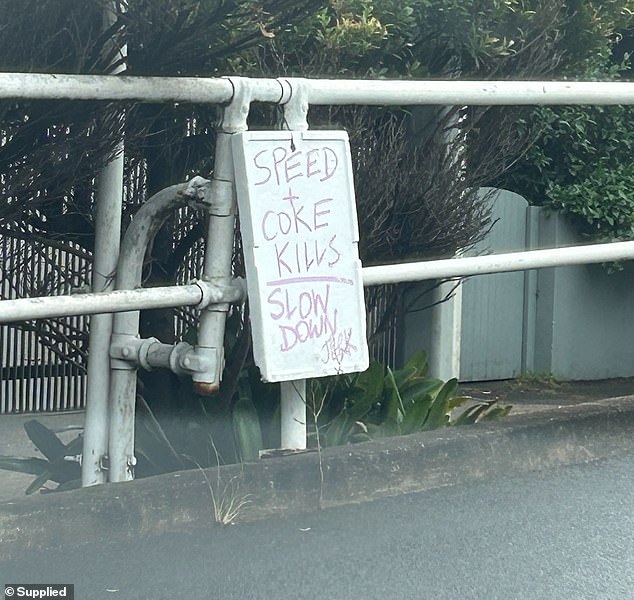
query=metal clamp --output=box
[194,277,247,310]
[280,77,309,131]
[167,342,211,376]
[221,76,253,134]
[109,333,143,370]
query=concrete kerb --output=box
[1,396,634,556]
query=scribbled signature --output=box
[321,328,357,365]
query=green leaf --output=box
[354,361,385,398]
[401,394,433,435]
[400,378,443,405]
[389,353,430,390]
[401,350,428,378]
[452,403,490,426]
[346,390,378,422]
[346,362,385,421]
[421,378,458,431]
[480,404,513,420]
[447,395,470,412]
[388,365,417,388]
[452,401,513,426]
[372,419,401,439]
[385,367,405,423]
[232,381,264,462]
[436,378,459,405]
[323,412,353,447]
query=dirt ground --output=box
[460,377,634,412]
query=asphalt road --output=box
[3,454,634,600]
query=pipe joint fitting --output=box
[110,332,220,380]
[137,337,166,371]
[277,77,293,105]
[169,342,212,376]
[175,176,213,214]
[109,333,144,370]
[195,277,246,309]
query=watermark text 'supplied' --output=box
[5,585,74,599]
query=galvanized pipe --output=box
[0,73,286,104]
[109,336,215,378]
[280,380,307,450]
[83,0,127,486]
[0,284,210,324]
[3,73,634,106]
[0,73,233,103]
[1,241,633,321]
[279,78,310,450]
[361,241,634,286]
[192,132,237,396]
[299,78,634,106]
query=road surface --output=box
[3,454,634,599]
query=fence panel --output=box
[0,234,89,412]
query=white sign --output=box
[232,130,369,382]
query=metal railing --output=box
[1,73,633,485]
[2,74,633,318]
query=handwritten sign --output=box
[232,130,369,382]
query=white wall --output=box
[534,211,634,380]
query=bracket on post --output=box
[280,77,309,131]
[192,78,254,396]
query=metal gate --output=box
[460,189,531,381]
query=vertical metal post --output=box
[191,130,238,395]
[82,1,126,486]
[280,380,307,449]
[82,156,124,485]
[427,104,464,381]
[190,80,254,397]
[279,78,310,450]
[428,280,462,380]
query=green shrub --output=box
[309,350,511,447]
[502,102,634,241]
